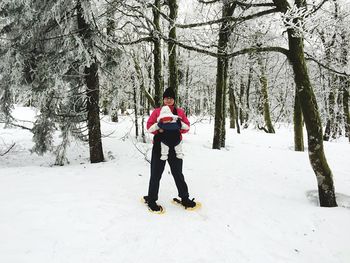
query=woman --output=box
[143,88,196,213]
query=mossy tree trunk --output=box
[213,55,226,149]
[273,0,337,207]
[213,3,235,149]
[77,0,104,163]
[294,90,304,151]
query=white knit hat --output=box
[157,106,178,122]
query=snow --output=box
[1,107,349,263]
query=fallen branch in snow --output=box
[190,116,211,126]
[115,116,151,163]
[128,127,151,164]
[131,138,151,164]
[101,129,117,138]
[0,142,16,156]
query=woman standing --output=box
[143,88,197,213]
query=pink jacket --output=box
[147,106,190,139]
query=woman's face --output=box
[163,97,174,106]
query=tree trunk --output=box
[221,59,228,147]
[273,0,337,207]
[239,76,245,126]
[334,83,343,138]
[229,83,241,133]
[340,31,350,141]
[152,0,163,107]
[212,3,235,149]
[294,90,304,151]
[106,6,119,123]
[168,0,179,100]
[77,0,104,163]
[342,77,350,140]
[229,87,236,129]
[244,65,253,127]
[185,61,190,115]
[320,3,338,141]
[147,63,153,115]
[140,90,146,143]
[257,54,275,133]
[213,55,225,149]
[207,85,213,121]
[323,75,336,141]
[234,92,241,134]
[289,36,337,206]
[131,75,139,138]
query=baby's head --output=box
[157,105,178,123]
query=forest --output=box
[1,0,349,209]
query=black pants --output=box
[147,136,189,201]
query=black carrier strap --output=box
[172,106,178,116]
[173,106,181,126]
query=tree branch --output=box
[236,1,275,8]
[226,46,290,59]
[306,0,330,17]
[305,53,350,77]
[175,8,278,28]
[116,37,153,45]
[164,36,290,58]
[198,0,220,4]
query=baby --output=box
[148,106,189,160]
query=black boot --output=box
[181,197,196,208]
[143,196,164,212]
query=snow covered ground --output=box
[1,107,349,263]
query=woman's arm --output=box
[177,108,190,134]
[147,108,161,134]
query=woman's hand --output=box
[159,128,164,133]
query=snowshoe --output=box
[142,196,165,214]
[172,197,202,211]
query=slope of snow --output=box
[0,107,349,263]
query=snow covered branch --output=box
[175,8,278,29]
